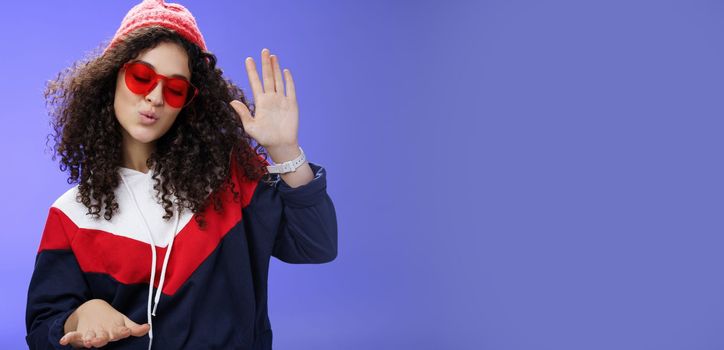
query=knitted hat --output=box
[104,0,207,55]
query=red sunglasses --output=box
[122,60,199,108]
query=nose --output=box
[145,81,164,106]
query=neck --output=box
[121,130,155,173]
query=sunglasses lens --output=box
[125,63,156,94]
[163,78,190,108]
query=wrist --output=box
[267,143,301,163]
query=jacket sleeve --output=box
[26,207,91,350]
[272,161,338,263]
[242,161,338,264]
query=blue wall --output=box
[2,0,723,349]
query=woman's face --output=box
[114,41,191,145]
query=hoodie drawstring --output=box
[120,172,181,350]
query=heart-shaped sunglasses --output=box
[122,60,199,108]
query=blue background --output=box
[2,0,723,349]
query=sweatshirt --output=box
[25,159,338,350]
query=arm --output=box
[26,207,90,349]
[229,48,336,262]
[241,161,338,264]
[272,161,338,263]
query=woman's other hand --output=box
[59,299,150,348]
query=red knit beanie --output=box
[104,0,207,55]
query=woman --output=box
[25,1,338,349]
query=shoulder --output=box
[48,185,90,228]
[38,185,83,251]
[51,185,82,213]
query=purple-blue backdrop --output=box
[2,0,724,349]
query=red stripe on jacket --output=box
[38,155,261,296]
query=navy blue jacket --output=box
[26,161,337,349]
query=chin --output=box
[126,127,163,144]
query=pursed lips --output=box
[140,111,158,120]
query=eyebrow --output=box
[137,60,190,80]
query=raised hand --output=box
[60,299,150,348]
[230,48,299,152]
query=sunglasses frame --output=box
[121,60,199,108]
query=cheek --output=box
[113,74,140,116]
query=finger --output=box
[261,48,274,94]
[82,329,96,348]
[271,54,284,94]
[123,316,140,328]
[284,69,296,101]
[60,331,82,346]
[230,100,254,128]
[111,326,132,341]
[124,316,150,337]
[90,329,110,347]
[245,57,262,101]
[129,323,151,337]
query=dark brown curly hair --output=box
[45,26,274,229]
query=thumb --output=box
[230,100,254,128]
[123,317,150,337]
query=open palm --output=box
[230,48,299,149]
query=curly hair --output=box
[45,26,274,230]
